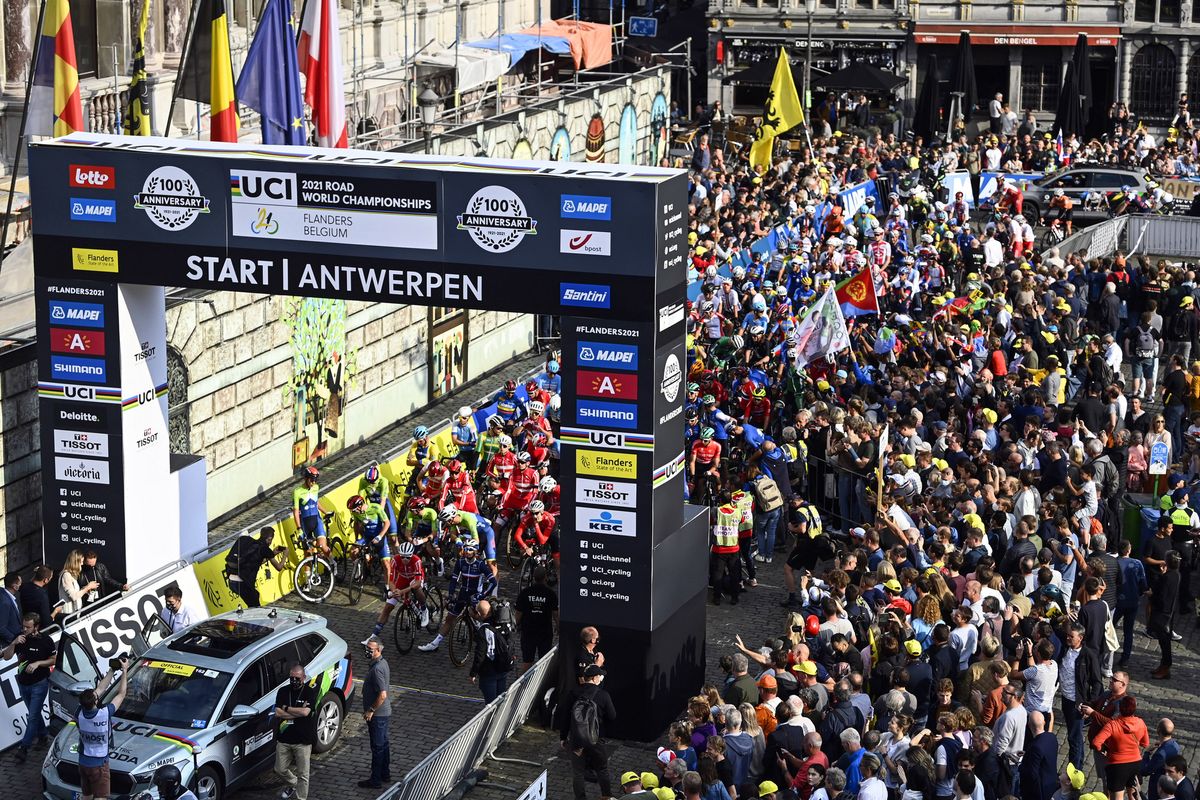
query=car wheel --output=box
[312,691,344,754]
[1023,201,1039,222]
[191,764,224,800]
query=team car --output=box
[42,608,353,800]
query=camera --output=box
[109,653,129,670]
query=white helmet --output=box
[528,400,545,416]
[498,435,513,447]
[458,406,473,419]
[539,477,557,492]
[548,395,561,412]
[529,500,545,513]
[439,505,459,522]
[1054,188,1064,197]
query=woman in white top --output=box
[879,714,913,789]
[58,549,99,616]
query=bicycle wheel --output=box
[517,557,534,595]
[294,556,335,603]
[424,586,445,631]
[393,605,417,654]
[346,557,365,605]
[448,616,473,668]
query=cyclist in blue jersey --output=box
[292,466,329,556]
[491,379,527,432]
[536,360,562,396]
[417,535,497,652]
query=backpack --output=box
[492,599,515,636]
[224,534,253,576]
[1171,307,1194,341]
[753,476,784,512]
[487,624,514,672]
[570,693,601,747]
[1135,325,1157,355]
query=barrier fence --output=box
[378,647,559,800]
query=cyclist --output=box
[537,476,560,516]
[492,379,527,432]
[450,407,479,471]
[522,400,555,446]
[536,359,562,396]
[358,465,397,546]
[417,535,497,653]
[496,451,539,533]
[441,459,478,513]
[347,495,392,574]
[739,386,772,429]
[405,425,440,496]
[485,434,517,492]
[993,175,1024,216]
[364,540,428,643]
[688,427,722,499]
[525,379,551,412]
[292,466,329,557]
[405,496,446,575]
[475,415,506,491]
[420,459,450,504]
[440,505,499,577]
[1046,188,1075,235]
[513,501,559,567]
[522,426,552,470]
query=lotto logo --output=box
[69,164,115,189]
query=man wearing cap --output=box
[555,663,618,800]
[756,675,781,736]
[617,772,656,800]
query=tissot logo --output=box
[69,164,115,189]
[577,478,638,505]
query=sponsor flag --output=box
[124,0,152,135]
[749,48,804,171]
[176,0,240,141]
[298,0,348,148]
[932,295,970,320]
[791,287,850,369]
[236,0,306,145]
[27,0,85,136]
[834,268,880,318]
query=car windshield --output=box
[113,658,232,730]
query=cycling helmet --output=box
[753,387,767,398]
[439,505,459,522]
[153,764,186,800]
[752,299,767,313]
[548,360,560,374]
[540,477,557,492]
[459,535,479,552]
[702,394,716,405]
[528,400,545,416]
[762,280,775,290]
[303,466,319,480]
[860,204,872,214]
[529,500,545,513]
[731,335,745,350]
[498,435,513,448]
[525,379,540,393]
[447,459,463,474]
[749,324,766,336]
[1054,188,1064,197]
[787,332,800,345]
[365,465,380,483]
[396,541,416,558]
[685,408,699,422]
[805,615,821,637]
[517,451,533,463]
[1147,179,1159,189]
[701,301,714,313]
[347,495,366,513]
[801,276,813,287]
[732,266,746,280]
[486,414,503,430]
[921,234,933,243]
[548,395,561,412]
[414,425,429,439]
[1122,185,1132,193]
[700,427,715,440]
[407,496,429,512]
[687,382,700,393]
[503,379,517,392]
[427,460,447,475]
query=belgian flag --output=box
[176,0,239,141]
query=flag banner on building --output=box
[124,0,152,135]
[835,268,880,317]
[237,0,306,145]
[177,0,239,141]
[27,0,85,137]
[792,287,851,369]
[749,48,804,171]
[298,0,348,148]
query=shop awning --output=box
[414,45,511,92]
[464,33,573,68]
[913,24,1120,47]
[520,20,613,70]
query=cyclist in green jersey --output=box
[404,496,445,574]
[359,465,398,547]
[347,495,392,572]
[474,415,505,491]
[292,466,330,556]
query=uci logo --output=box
[587,431,625,447]
[231,170,297,206]
[64,385,96,400]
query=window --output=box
[1162,0,1181,22]
[1136,0,1181,22]
[1044,173,1089,190]
[1020,62,1060,113]
[67,0,97,77]
[1187,59,1200,109]
[1135,0,1157,20]
[262,643,301,691]
[221,660,266,719]
[1131,44,1178,121]
[295,634,327,667]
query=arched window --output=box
[167,345,191,455]
[1187,58,1200,109]
[1130,44,1177,121]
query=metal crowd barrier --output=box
[378,647,559,800]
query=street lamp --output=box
[418,87,439,154]
[804,0,817,126]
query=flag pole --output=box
[165,0,206,136]
[0,0,51,265]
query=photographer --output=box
[225,526,288,608]
[74,651,129,800]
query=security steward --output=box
[1168,488,1200,611]
[711,501,743,605]
[152,764,199,800]
[781,498,834,608]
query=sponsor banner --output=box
[652,450,686,487]
[575,399,639,430]
[457,185,538,253]
[576,477,638,505]
[575,505,637,537]
[49,327,106,356]
[0,654,52,752]
[560,194,612,220]
[48,300,105,328]
[71,247,119,273]
[55,456,111,484]
[574,448,638,479]
[576,340,638,370]
[577,368,638,400]
[231,203,438,250]
[69,164,116,189]
[560,426,654,451]
[37,381,123,403]
[69,197,117,223]
[53,429,110,457]
[50,355,107,383]
[559,229,612,256]
[560,282,611,309]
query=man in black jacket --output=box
[556,664,618,800]
[971,726,1004,800]
[468,599,513,702]
[80,550,128,607]
[1151,552,1183,680]
[1057,621,1104,770]
[18,566,57,629]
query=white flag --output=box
[793,287,851,369]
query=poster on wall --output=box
[619,104,638,165]
[649,92,669,166]
[512,138,534,160]
[430,313,467,402]
[551,127,572,161]
[586,114,606,163]
[282,298,358,468]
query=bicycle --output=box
[516,543,558,595]
[392,585,446,654]
[341,541,387,606]
[292,531,337,604]
[449,608,482,667]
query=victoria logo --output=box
[69,164,115,189]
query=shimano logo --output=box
[560,282,611,309]
[580,407,634,421]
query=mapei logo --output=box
[577,369,637,400]
[69,197,117,223]
[229,170,297,206]
[575,506,636,537]
[576,340,638,370]
[560,194,612,221]
[48,301,104,329]
[560,229,611,256]
[560,282,611,309]
[69,164,115,189]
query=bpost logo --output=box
[560,283,611,310]
[577,369,638,400]
[49,327,106,356]
[559,229,611,256]
[576,340,638,370]
[50,356,107,384]
[48,301,104,328]
[575,448,637,479]
[69,164,115,189]
[575,400,639,430]
[71,248,119,273]
[575,506,636,537]
[229,170,297,206]
[577,478,638,505]
[69,198,117,223]
[560,194,612,221]
[53,429,110,457]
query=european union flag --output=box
[236,0,306,145]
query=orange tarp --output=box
[520,19,612,70]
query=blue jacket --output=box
[1117,556,1149,608]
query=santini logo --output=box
[560,283,611,309]
[560,229,611,256]
[560,194,612,220]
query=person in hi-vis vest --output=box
[75,653,129,800]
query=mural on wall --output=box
[551,126,572,161]
[585,114,606,162]
[282,298,359,468]
[619,104,638,165]
[512,138,534,159]
[431,323,466,400]
[649,92,669,166]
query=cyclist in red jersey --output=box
[525,379,551,410]
[523,428,552,468]
[536,477,560,516]
[993,176,1024,216]
[365,540,428,642]
[496,452,539,530]
[739,386,773,429]
[513,501,559,565]
[419,460,449,502]
[440,459,478,513]
[689,427,722,494]
[522,401,555,444]
[486,436,517,491]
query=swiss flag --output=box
[297,0,347,148]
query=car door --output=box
[128,615,173,660]
[215,657,270,788]
[48,630,101,723]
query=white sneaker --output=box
[360,636,374,645]
[419,609,431,628]
[418,640,440,652]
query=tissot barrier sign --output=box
[29,134,705,740]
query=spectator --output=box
[2,612,57,762]
[468,598,514,702]
[160,585,200,634]
[58,549,99,616]
[557,664,618,800]
[0,572,21,647]
[274,663,316,800]
[1092,695,1150,800]
[19,565,57,629]
[358,637,391,789]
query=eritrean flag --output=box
[834,268,880,318]
[27,0,84,137]
[176,0,240,142]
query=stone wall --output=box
[0,353,41,574]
